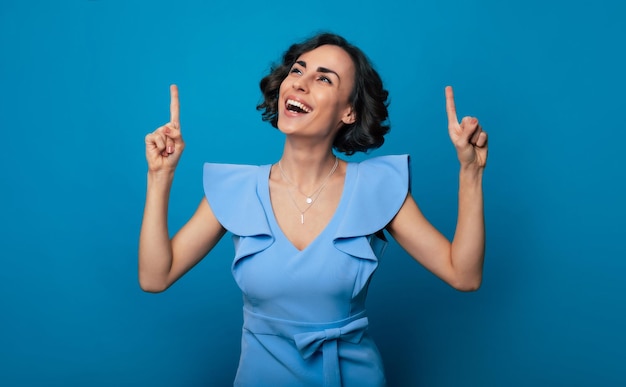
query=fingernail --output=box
[167,146,173,153]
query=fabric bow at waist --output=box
[243,308,369,387]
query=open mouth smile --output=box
[286,99,312,113]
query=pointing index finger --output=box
[170,84,180,127]
[445,86,458,126]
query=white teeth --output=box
[286,99,311,113]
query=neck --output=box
[278,144,338,190]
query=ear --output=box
[341,107,356,125]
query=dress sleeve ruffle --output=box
[333,155,410,261]
[203,163,274,263]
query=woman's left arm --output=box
[386,86,488,291]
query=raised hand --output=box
[445,86,488,169]
[145,84,185,173]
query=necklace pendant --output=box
[306,197,313,204]
[300,214,304,224]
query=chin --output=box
[276,122,296,136]
[276,116,302,135]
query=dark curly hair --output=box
[256,33,390,155]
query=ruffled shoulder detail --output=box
[203,163,274,262]
[333,155,410,261]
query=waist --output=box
[243,308,368,339]
[241,308,374,386]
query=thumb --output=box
[459,117,479,143]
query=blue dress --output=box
[203,155,409,386]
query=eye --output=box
[290,67,302,75]
[317,75,332,84]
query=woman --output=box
[139,33,487,386]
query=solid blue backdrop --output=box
[1,0,624,386]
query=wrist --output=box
[458,164,484,188]
[147,169,175,186]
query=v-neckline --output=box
[260,162,354,253]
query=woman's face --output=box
[277,44,356,140]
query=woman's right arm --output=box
[138,85,226,293]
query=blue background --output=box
[1,0,625,386]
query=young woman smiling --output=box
[139,33,488,386]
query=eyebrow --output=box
[296,60,340,80]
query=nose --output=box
[292,75,309,92]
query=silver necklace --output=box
[278,156,339,224]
